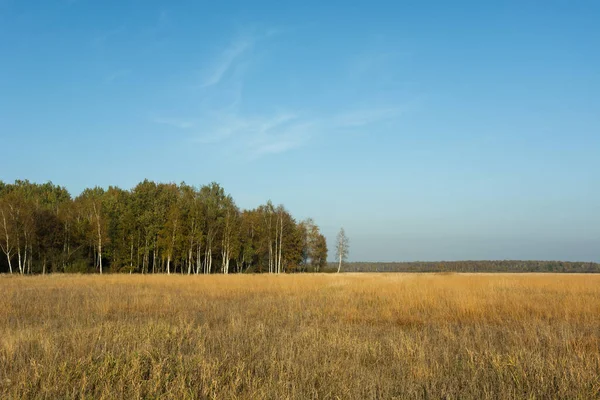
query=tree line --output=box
[336,261,600,273]
[0,180,328,274]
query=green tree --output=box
[76,187,107,274]
[0,179,326,275]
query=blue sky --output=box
[1,1,599,261]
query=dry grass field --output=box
[1,273,599,399]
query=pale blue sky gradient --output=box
[1,1,599,261]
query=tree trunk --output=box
[27,243,32,274]
[23,234,28,275]
[196,242,201,274]
[142,238,147,273]
[98,235,102,274]
[152,236,156,274]
[278,214,283,274]
[93,203,102,274]
[222,244,230,274]
[168,218,177,276]
[1,210,13,274]
[269,241,273,274]
[17,237,23,275]
[143,249,148,274]
[130,237,134,271]
[221,234,230,274]
[203,248,209,274]
[274,217,278,274]
[5,252,12,274]
[136,232,141,272]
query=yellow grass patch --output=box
[0,273,599,399]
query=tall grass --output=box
[1,273,599,399]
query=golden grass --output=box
[0,273,599,399]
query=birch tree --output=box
[77,187,107,274]
[220,196,239,274]
[179,183,200,275]
[200,182,227,274]
[336,227,349,273]
[157,183,180,275]
[0,184,10,273]
[0,202,14,274]
[237,209,258,272]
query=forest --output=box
[0,180,328,274]
[336,260,600,273]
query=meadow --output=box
[1,273,599,399]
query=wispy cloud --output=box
[192,111,313,158]
[153,30,414,160]
[200,37,254,88]
[174,31,319,158]
[250,120,315,158]
[257,113,298,134]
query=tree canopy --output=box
[0,179,328,274]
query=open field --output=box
[1,273,599,399]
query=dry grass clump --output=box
[1,273,599,399]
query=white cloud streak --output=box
[250,121,315,157]
[192,112,311,158]
[200,37,253,88]
[154,31,411,159]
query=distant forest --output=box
[0,180,327,274]
[331,261,600,273]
